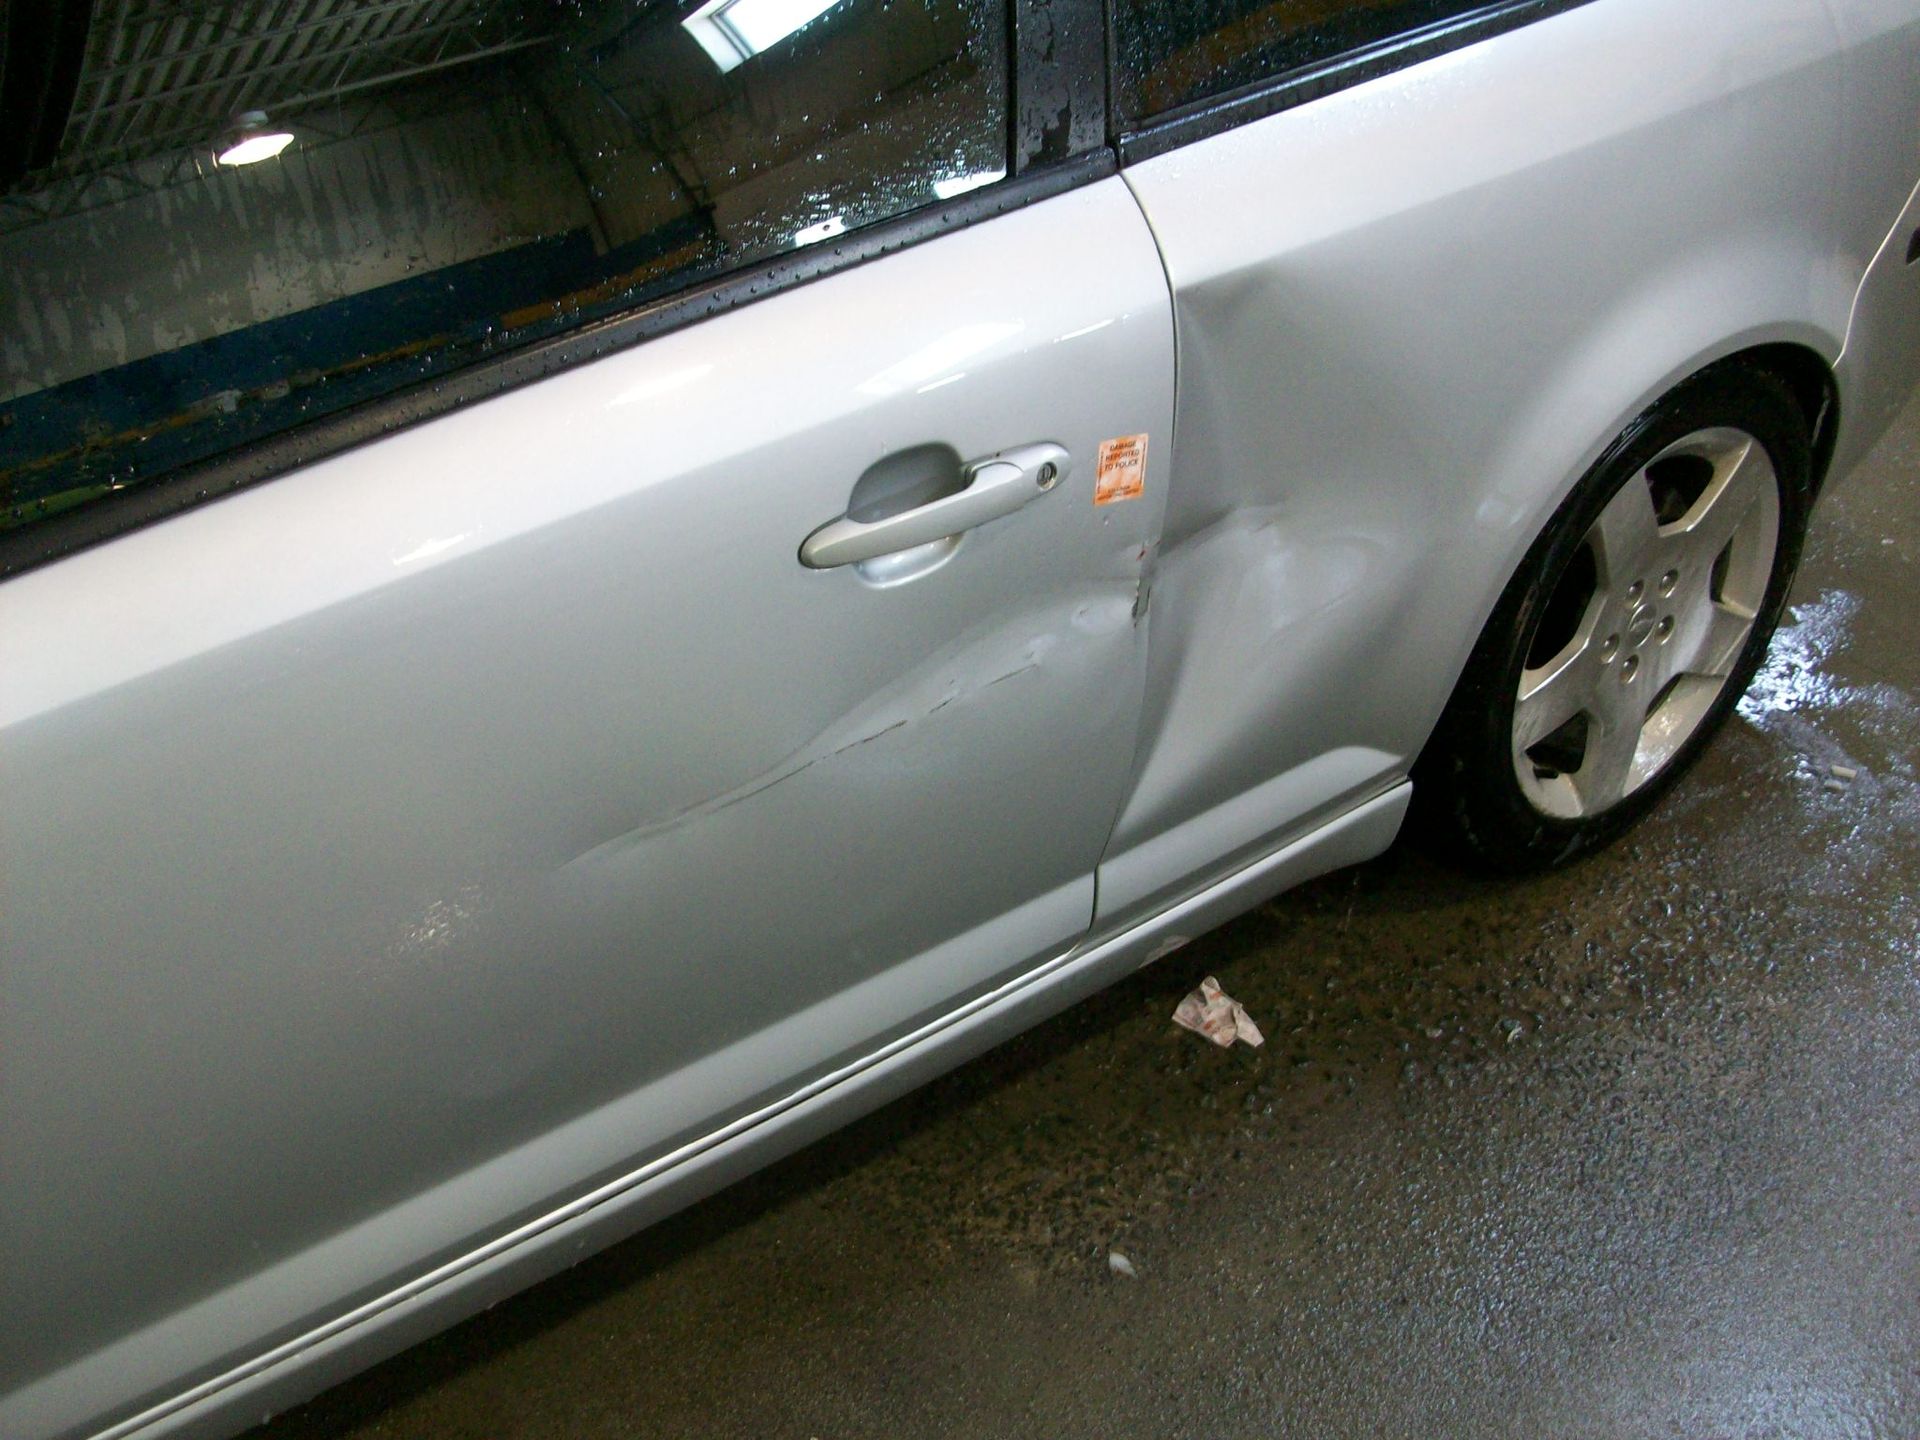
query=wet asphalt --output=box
[262,391,1920,1440]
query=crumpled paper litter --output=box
[1172,976,1265,1049]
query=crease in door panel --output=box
[561,592,1130,872]
[1092,165,1184,915]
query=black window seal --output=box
[1,0,1117,584]
[1114,0,1602,166]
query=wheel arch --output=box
[1408,355,1815,870]
[1416,304,1844,782]
[1734,340,1842,497]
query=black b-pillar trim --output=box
[1011,0,1109,173]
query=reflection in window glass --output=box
[1114,0,1489,122]
[0,0,1007,534]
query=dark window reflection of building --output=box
[1,0,1005,535]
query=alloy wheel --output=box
[1512,426,1781,819]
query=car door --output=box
[0,3,1171,1434]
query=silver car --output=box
[3,0,1917,1435]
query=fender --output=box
[1101,0,1856,923]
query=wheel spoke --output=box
[1570,699,1643,813]
[1668,436,1769,569]
[1680,598,1756,681]
[1591,474,1660,588]
[1515,644,1594,752]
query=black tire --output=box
[1412,361,1814,873]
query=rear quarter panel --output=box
[1829,0,1920,477]
[1102,0,1866,918]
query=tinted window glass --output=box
[1,0,1007,535]
[1114,0,1489,121]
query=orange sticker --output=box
[1094,433,1148,506]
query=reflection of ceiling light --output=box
[609,363,716,408]
[857,321,1023,397]
[391,533,473,567]
[932,170,1006,200]
[216,111,295,166]
[793,215,847,247]
[218,132,294,165]
[683,0,845,72]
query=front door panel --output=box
[0,178,1172,1432]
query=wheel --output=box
[1413,362,1813,873]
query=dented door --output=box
[0,179,1173,1423]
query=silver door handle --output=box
[800,443,1070,570]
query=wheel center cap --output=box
[1627,603,1658,647]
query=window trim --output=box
[1113,0,1601,165]
[1,0,1113,583]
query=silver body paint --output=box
[3,1,1917,1435]
[1102,0,1918,913]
